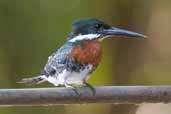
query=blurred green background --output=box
[0,0,170,114]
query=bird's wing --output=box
[42,42,74,76]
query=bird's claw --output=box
[64,83,81,96]
[71,87,81,96]
[84,82,96,96]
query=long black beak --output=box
[100,27,146,38]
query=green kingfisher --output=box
[18,18,146,95]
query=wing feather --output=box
[43,42,73,76]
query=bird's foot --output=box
[84,82,96,96]
[64,83,80,96]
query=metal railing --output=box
[0,86,170,107]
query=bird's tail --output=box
[17,75,47,86]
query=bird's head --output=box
[68,18,146,42]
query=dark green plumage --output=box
[68,18,110,40]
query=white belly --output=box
[66,64,93,85]
[46,64,93,86]
[46,69,69,86]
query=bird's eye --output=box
[95,24,101,29]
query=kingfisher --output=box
[18,18,146,95]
